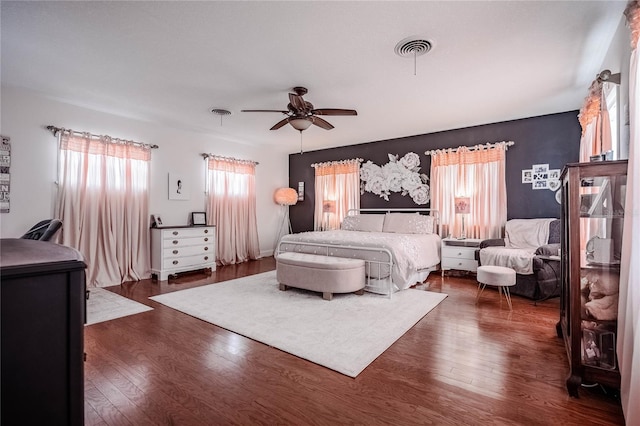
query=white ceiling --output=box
[1,1,627,153]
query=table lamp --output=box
[322,200,336,230]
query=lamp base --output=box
[458,215,466,240]
[274,205,292,251]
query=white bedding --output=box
[279,230,441,291]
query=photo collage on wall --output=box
[0,136,10,213]
[522,163,562,204]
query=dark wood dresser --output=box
[1,238,86,425]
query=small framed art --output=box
[191,211,207,226]
[151,214,163,228]
[169,172,189,200]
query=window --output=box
[604,82,619,159]
[205,156,260,265]
[55,131,152,287]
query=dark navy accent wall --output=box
[289,111,580,233]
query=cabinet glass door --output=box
[578,173,625,371]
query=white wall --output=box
[0,87,289,258]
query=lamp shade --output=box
[322,200,336,213]
[274,187,298,206]
[289,117,313,131]
[454,197,470,214]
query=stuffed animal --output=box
[585,294,618,321]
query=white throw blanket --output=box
[504,218,553,250]
[480,218,555,275]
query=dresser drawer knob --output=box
[204,229,209,234]
[173,240,178,245]
[173,231,179,236]
[173,260,179,265]
[204,246,209,251]
[173,250,178,254]
[204,256,209,261]
[204,237,209,242]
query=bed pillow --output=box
[382,213,434,234]
[340,214,385,232]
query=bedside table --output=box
[441,238,482,276]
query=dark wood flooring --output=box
[85,258,625,425]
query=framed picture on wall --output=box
[169,173,189,200]
[191,212,207,226]
[151,214,163,228]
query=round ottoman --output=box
[476,265,517,310]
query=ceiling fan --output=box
[241,86,357,131]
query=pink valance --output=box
[208,157,256,174]
[430,145,505,167]
[60,134,151,161]
[626,0,640,49]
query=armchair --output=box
[20,219,62,241]
[477,219,561,300]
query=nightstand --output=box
[441,238,482,276]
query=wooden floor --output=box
[85,258,624,425]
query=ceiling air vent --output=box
[394,37,432,58]
[210,108,231,126]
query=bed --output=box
[276,209,441,296]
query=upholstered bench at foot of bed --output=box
[276,252,366,301]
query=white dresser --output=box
[441,238,482,276]
[151,226,216,281]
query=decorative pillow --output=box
[382,213,434,234]
[340,214,385,232]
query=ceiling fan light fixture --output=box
[289,117,313,131]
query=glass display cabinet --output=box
[557,160,627,397]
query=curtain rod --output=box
[311,158,363,168]
[201,153,259,165]
[425,141,514,156]
[46,126,159,149]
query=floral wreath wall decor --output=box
[360,152,430,205]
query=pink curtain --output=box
[618,3,640,424]
[430,144,507,239]
[55,132,151,287]
[312,159,361,231]
[206,157,260,265]
[578,80,613,162]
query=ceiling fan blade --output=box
[270,117,290,130]
[288,93,307,112]
[312,116,334,130]
[311,108,358,116]
[241,109,288,113]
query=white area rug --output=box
[86,287,153,325]
[150,270,447,377]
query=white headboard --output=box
[346,208,440,235]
